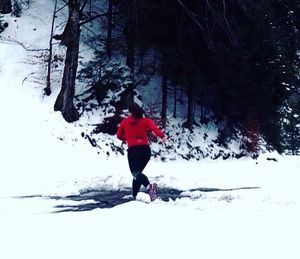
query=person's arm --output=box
[117,121,127,142]
[146,118,166,142]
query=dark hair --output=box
[129,102,144,119]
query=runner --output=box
[117,102,167,201]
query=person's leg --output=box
[127,145,152,196]
[128,146,142,197]
[136,173,150,188]
[139,145,151,172]
[128,145,151,173]
[139,145,151,188]
[132,178,141,197]
[132,145,151,188]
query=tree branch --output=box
[55,3,68,14]
[79,12,107,26]
[80,0,89,13]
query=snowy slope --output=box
[0,1,300,259]
[0,0,258,161]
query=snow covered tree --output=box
[281,91,300,155]
[170,0,299,150]
[71,0,299,153]
[54,0,106,122]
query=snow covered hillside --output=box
[0,1,300,259]
[1,0,260,161]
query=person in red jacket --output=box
[117,102,167,201]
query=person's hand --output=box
[162,136,167,144]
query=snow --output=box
[1,1,300,259]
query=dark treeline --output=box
[108,0,300,153]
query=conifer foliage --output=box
[108,0,300,153]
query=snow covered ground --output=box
[1,1,300,259]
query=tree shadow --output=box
[16,186,260,213]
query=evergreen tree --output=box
[80,0,300,153]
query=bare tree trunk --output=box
[106,0,113,58]
[199,89,204,123]
[180,85,183,102]
[173,84,177,118]
[45,0,58,96]
[126,0,136,73]
[161,54,168,128]
[0,0,12,14]
[54,0,80,122]
[88,0,91,15]
[185,84,194,131]
[152,48,157,74]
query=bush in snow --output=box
[12,0,22,17]
[0,16,8,33]
[78,52,134,107]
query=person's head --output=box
[128,102,144,119]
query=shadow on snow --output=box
[15,186,260,213]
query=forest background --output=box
[1,0,300,159]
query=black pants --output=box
[127,145,151,197]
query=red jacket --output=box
[117,116,165,147]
